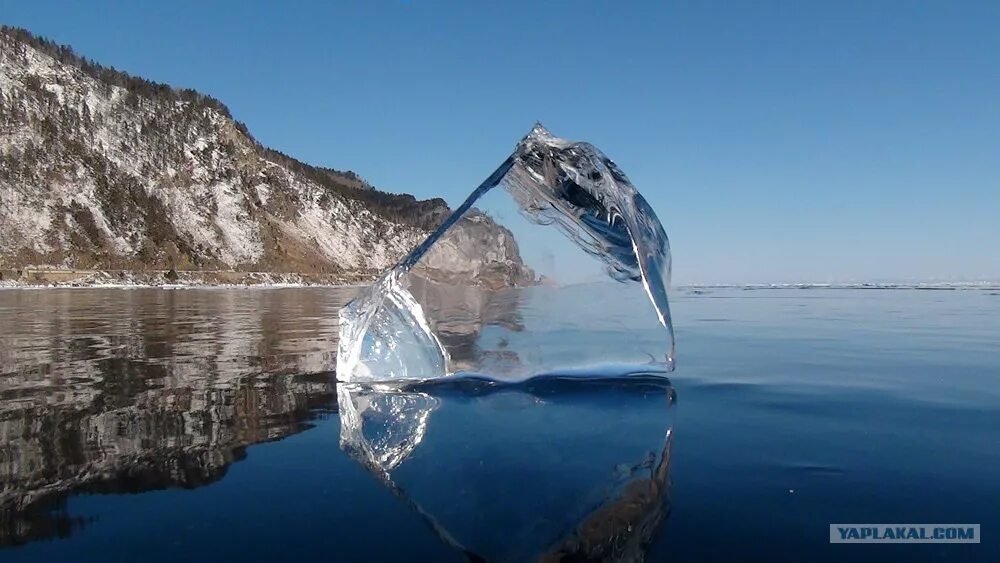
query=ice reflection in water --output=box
[338,377,675,562]
[338,383,439,473]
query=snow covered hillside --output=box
[0,26,450,275]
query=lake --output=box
[0,287,997,561]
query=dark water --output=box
[0,287,997,561]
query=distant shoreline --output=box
[1,268,996,291]
[0,268,377,289]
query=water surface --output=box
[0,287,997,561]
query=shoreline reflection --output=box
[0,288,355,546]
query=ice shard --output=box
[338,124,674,383]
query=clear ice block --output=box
[338,124,674,383]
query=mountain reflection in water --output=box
[0,287,674,562]
[0,288,354,545]
[8,288,993,561]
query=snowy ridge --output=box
[0,27,440,274]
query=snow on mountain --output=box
[0,26,449,275]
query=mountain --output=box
[0,26,452,276]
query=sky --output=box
[2,0,997,284]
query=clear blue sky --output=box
[3,1,998,284]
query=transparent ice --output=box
[338,124,675,383]
[336,126,678,560]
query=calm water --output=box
[0,287,997,561]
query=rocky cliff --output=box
[0,26,451,275]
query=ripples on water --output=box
[1,287,998,561]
